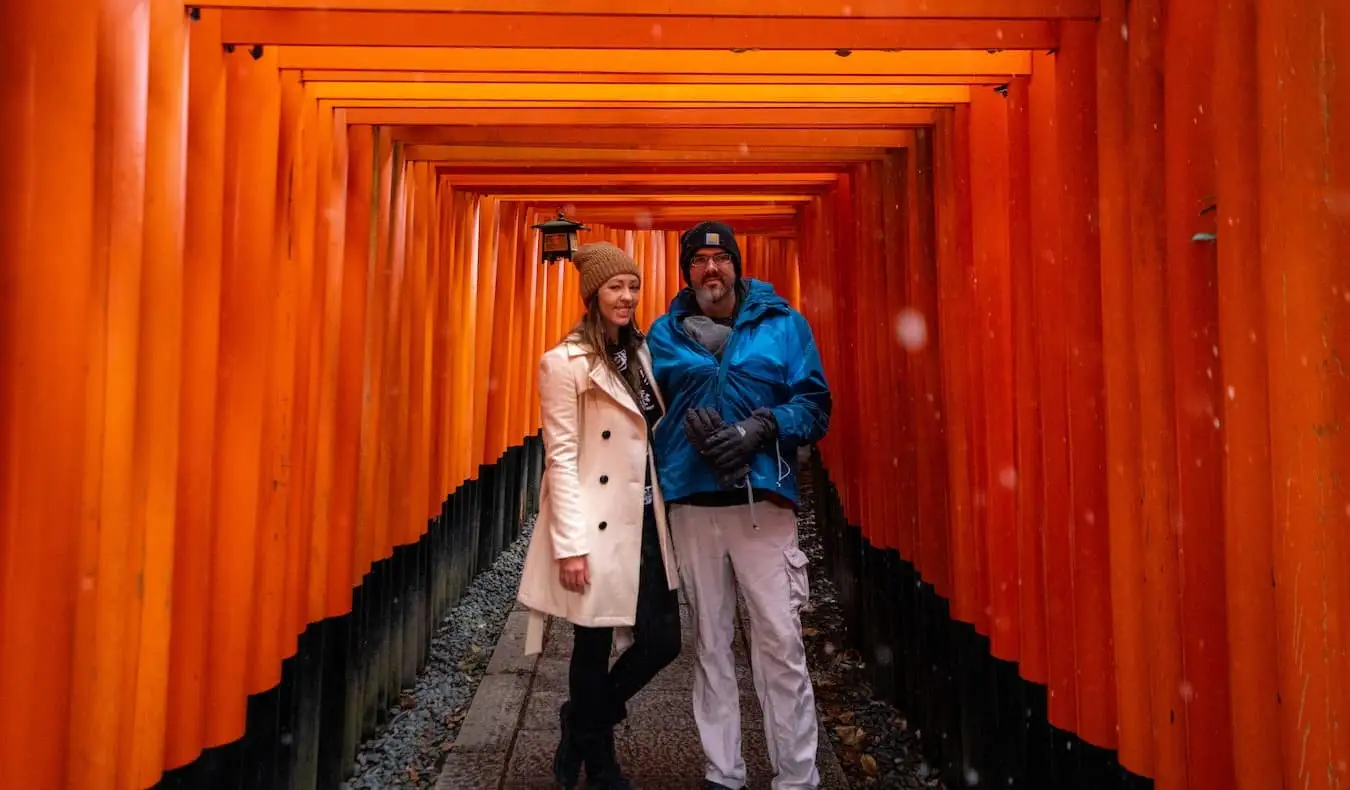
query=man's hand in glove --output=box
[703,409,777,479]
[683,407,725,451]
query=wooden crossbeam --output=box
[404,144,884,164]
[278,47,1033,75]
[220,12,1058,49]
[298,70,1013,86]
[388,126,913,149]
[303,81,970,104]
[335,106,941,126]
[196,0,1098,19]
[435,172,843,188]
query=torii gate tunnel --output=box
[1,1,1347,790]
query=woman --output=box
[516,241,683,790]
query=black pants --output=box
[569,491,681,733]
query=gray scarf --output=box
[683,315,732,357]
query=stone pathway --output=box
[436,594,849,789]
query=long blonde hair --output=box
[565,294,645,395]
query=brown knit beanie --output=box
[572,241,641,303]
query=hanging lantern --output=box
[531,210,589,263]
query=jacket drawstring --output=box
[744,440,789,531]
[747,473,758,530]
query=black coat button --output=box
[598,521,608,530]
[602,430,611,439]
[600,475,609,484]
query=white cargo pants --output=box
[669,500,819,790]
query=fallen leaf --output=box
[860,753,879,776]
[802,627,819,637]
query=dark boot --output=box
[553,701,582,789]
[579,727,633,789]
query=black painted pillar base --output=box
[805,447,1153,790]
[153,436,545,790]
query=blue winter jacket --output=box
[646,278,832,506]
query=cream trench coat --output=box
[516,338,680,656]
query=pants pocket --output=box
[784,546,810,613]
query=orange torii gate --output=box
[1,1,1347,789]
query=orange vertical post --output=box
[1096,0,1154,775]
[1015,58,1052,690]
[125,0,189,782]
[1214,1,1283,786]
[331,124,373,614]
[1056,23,1117,751]
[1258,1,1350,787]
[165,8,227,773]
[307,105,351,623]
[0,0,100,785]
[1163,0,1234,784]
[907,129,953,599]
[250,62,303,695]
[206,43,282,748]
[1128,0,1189,782]
[68,0,151,782]
[967,89,1013,645]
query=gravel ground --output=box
[343,516,535,790]
[796,470,947,790]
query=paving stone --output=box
[485,610,540,676]
[452,672,530,753]
[438,565,848,790]
[433,750,509,790]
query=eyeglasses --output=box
[690,253,733,268]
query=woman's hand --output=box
[559,555,590,593]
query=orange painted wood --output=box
[164,8,227,773]
[280,46,1027,76]
[305,80,971,106]
[906,129,953,599]
[206,44,282,748]
[125,0,189,781]
[1027,52,1080,730]
[302,70,1013,87]
[0,0,100,784]
[1214,1,1284,786]
[330,123,374,614]
[197,0,1099,19]
[249,62,303,695]
[1014,65,1051,689]
[1053,24,1117,751]
[67,0,151,782]
[6,3,1350,787]
[1127,0,1189,783]
[1258,1,1350,787]
[284,86,323,641]
[307,104,351,624]
[933,107,979,627]
[220,11,1058,50]
[968,87,1017,658]
[344,106,940,128]
[1094,0,1154,775]
[1162,0,1235,783]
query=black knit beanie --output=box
[679,221,742,284]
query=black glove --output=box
[703,409,777,480]
[683,407,725,451]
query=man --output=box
[646,221,832,790]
